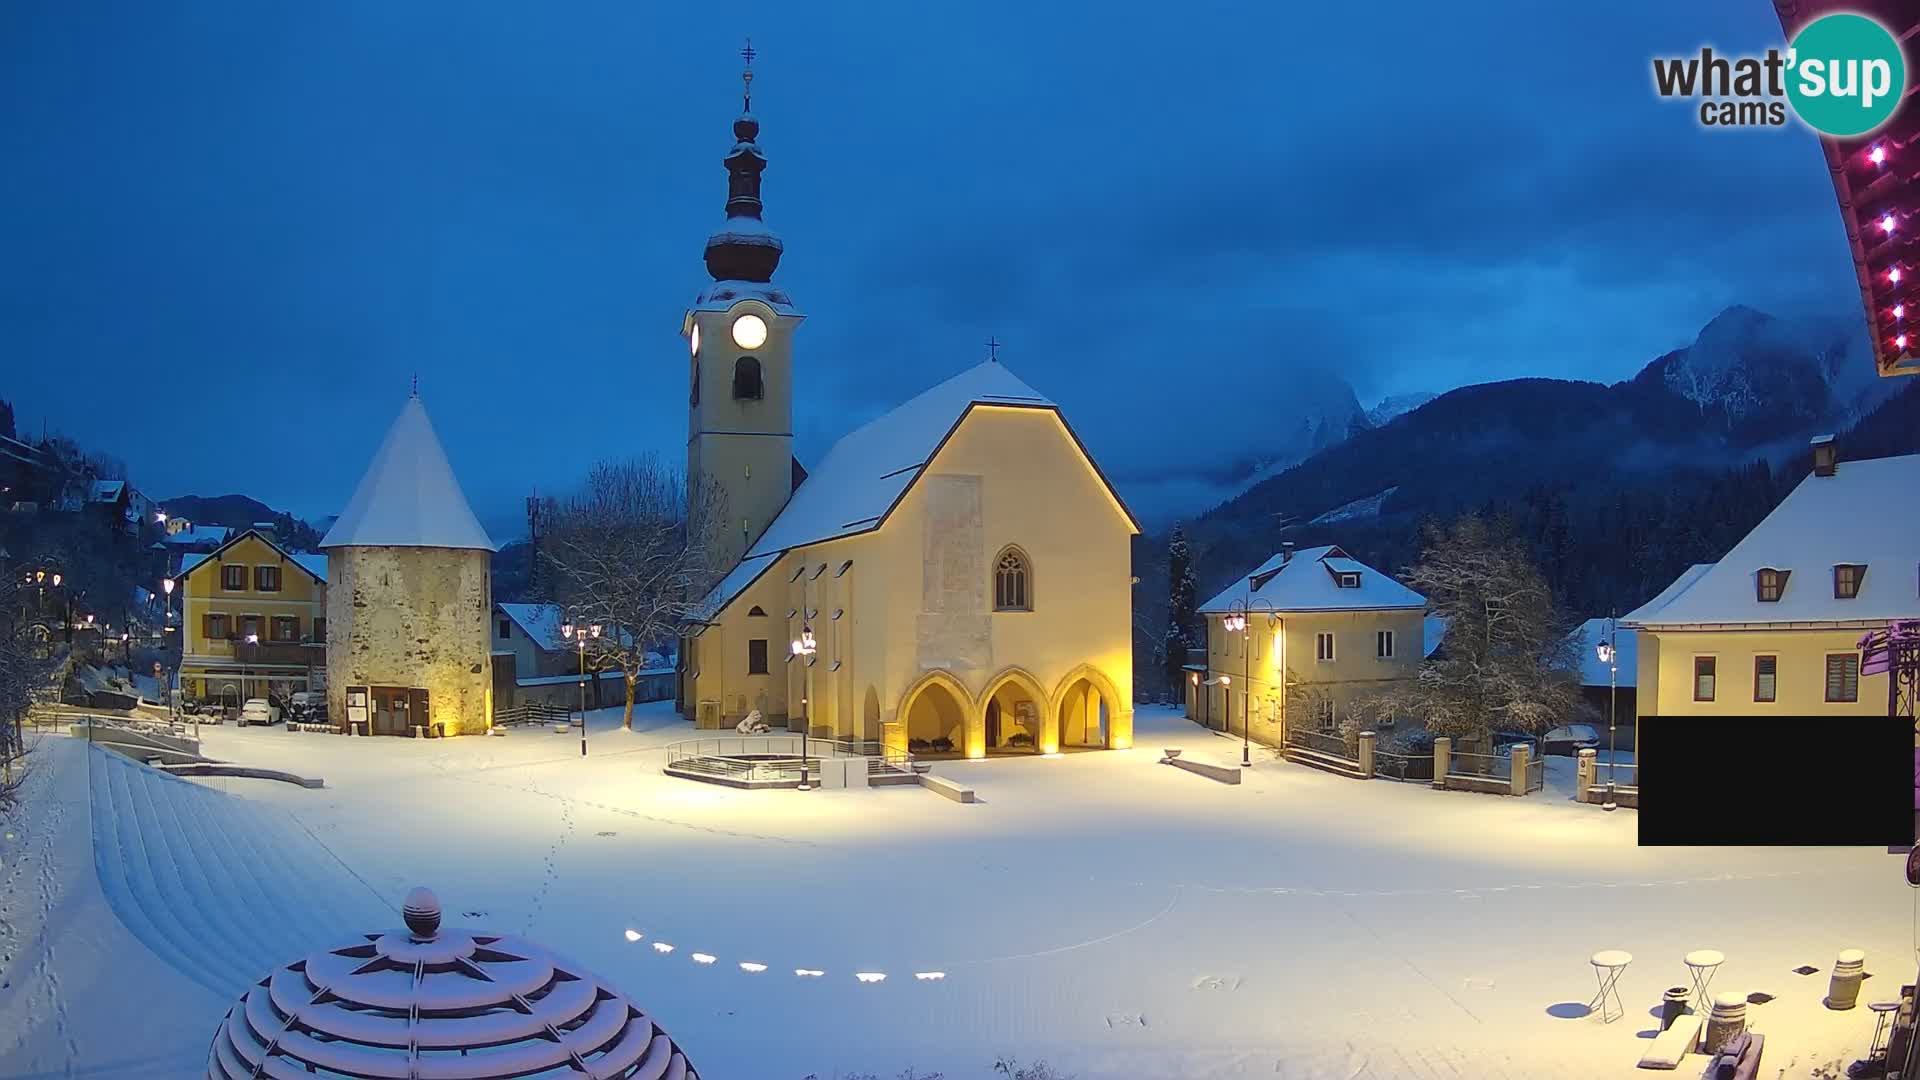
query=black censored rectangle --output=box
[1638,716,1911,847]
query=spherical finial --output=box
[733,114,760,142]
[402,887,441,939]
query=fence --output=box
[1286,726,1358,761]
[1373,747,1434,782]
[492,701,571,728]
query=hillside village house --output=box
[174,528,328,704]
[1623,441,1918,719]
[1189,544,1427,748]
[492,602,674,711]
[677,80,1138,757]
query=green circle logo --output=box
[1787,13,1906,136]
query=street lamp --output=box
[790,630,817,790]
[561,621,601,757]
[244,632,258,704]
[1595,614,1619,812]
[1224,595,1278,767]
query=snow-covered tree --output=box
[1387,516,1583,744]
[1162,524,1198,694]
[0,563,60,816]
[536,456,722,731]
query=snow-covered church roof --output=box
[320,396,496,552]
[1623,453,1920,627]
[697,361,1137,618]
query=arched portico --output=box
[898,669,977,758]
[977,666,1051,755]
[1051,663,1133,750]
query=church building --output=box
[678,56,1138,758]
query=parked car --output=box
[238,698,280,726]
[1541,723,1602,756]
[287,691,324,724]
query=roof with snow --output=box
[1622,453,1920,627]
[319,396,496,552]
[176,530,327,585]
[87,479,125,502]
[206,887,701,1079]
[697,361,1138,618]
[692,279,799,315]
[495,602,636,651]
[162,524,231,548]
[1199,546,1426,614]
[1567,618,1637,687]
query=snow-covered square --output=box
[0,706,1905,1078]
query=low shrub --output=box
[931,737,954,752]
[1007,732,1035,748]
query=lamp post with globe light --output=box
[1595,614,1619,812]
[790,626,817,789]
[561,621,601,757]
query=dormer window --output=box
[1755,568,1789,602]
[1336,573,1361,589]
[747,605,767,617]
[1833,564,1865,599]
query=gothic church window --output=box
[994,547,1032,611]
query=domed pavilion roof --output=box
[206,887,697,1079]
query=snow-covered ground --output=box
[0,704,1909,1079]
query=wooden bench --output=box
[1637,1014,1702,1070]
[920,774,976,803]
[1168,757,1242,785]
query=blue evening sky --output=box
[0,1,1859,537]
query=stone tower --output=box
[321,394,497,736]
[684,44,804,575]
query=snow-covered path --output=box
[3,708,1912,1078]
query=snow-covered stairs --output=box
[1282,746,1371,780]
[86,746,390,998]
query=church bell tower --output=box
[685,40,803,575]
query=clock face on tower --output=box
[690,323,701,357]
[731,313,768,350]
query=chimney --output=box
[1810,434,1837,477]
[1281,541,1296,563]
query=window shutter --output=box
[203,613,214,638]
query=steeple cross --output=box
[741,38,756,110]
[986,336,1002,362]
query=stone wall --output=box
[325,546,492,736]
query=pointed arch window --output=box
[733,356,763,400]
[994,547,1033,612]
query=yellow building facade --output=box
[1625,448,1915,721]
[175,529,328,703]
[677,84,1136,757]
[1190,545,1427,747]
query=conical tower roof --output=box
[320,396,495,552]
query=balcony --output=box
[195,639,323,666]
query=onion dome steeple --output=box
[704,39,784,283]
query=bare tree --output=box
[536,456,721,731]
[1385,515,1583,745]
[0,564,60,817]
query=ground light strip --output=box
[624,926,955,986]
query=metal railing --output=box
[493,702,571,728]
[1373,748,1434,782]
[1525,755,1545,793]
[663,734,914,777]
[1593,760,1639,788]
[1446,750,1511,779]
[1286,727,1358,761]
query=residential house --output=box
[1189,544,1426,748]
[175,529,328,704]
[491,602,675,710]
[1623,441,1918,719]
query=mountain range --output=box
[1134,305,1915,690]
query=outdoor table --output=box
[1870,1000,1901,1064]
[1590,949,1632,1023]
[1684,949,1725,1015]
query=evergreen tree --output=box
[1162,524,1198,694]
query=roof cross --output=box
[741,38,756,111]
[986,336,1001,362]
[410,373,418,399]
